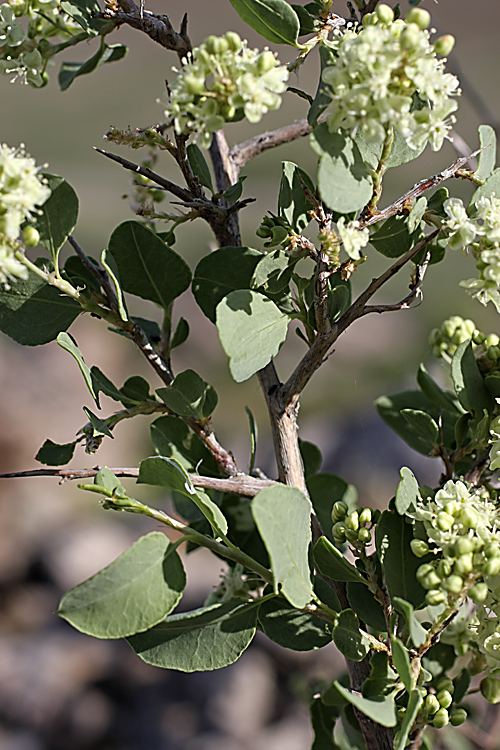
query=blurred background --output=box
[0,0,500,747]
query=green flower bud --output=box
[184,74,207,96]
[332,501,348,522]
[332,522,346,543]
[225,31,242,51]
[444,575,464,595]
[400,23,421,52]
[454,554,473,576]
[436,689,453,708]
[257,50,276,75]
[487,345,500,361]
[459,507,478,529]
[411,539,430,558]
[469,582,489,603]
[9,0,27,15]
[433,34,455,57]
[375,4,394,25]
[362,12,377,27]
[433,708,449,728]
[359,508,372,526]
[437,560,452,579]
[424,694,440,714]
[450,708,467,726]
[426,589,446,606]
[483,557,500,577]
[485,334,500,348]
[480,677,500,704]
[436,677,454,694]
[358,527,371,544]
[445,501,461,517]
[205,35,229,55]
[345,511,359,532]
[406,7,431,29]
[484,543,500,559]
[345,528,359,543]
[436,511,455,532]
[473,329,486,345]
[23,226,40,248]
[417,563,435,580]
[454,537,474,556]
[422,571,442,590]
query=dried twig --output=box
[229,118,317,171]
[100,1,191,60]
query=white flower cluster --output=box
[321,5,459,152]
[0,143,51,287]
[336,216,369,261]
[0,0,78,86]
[409,480,500,603]
[164,32,289,148]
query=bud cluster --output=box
[428,315,487,359]
[164,32,289,148]
[0,1,79,86]
[321,4,459,152]
[331,501,378,549]
[408,480,500,608]
[413,678,467,729]
[0,142,50,287]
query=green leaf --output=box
[393,597,428,648]
[101,248,128,321]
[228,0,300,46]
[370,215,423,258]
[451,340,493,419]
[391,636,413,693]
[355,127,426,170]
[300,439,322,478]
[476,125,497,181]
[90,366,126,403]
[223,176,247,203]
[308,45,335,126]
[417,363,463,415]
[310,697,340,750]
[332,609,369,662]
[60,0,101,34]
[395,467,420,516]
[127,599,258,671]
[401,410,439,447]
[119,375,152,404]
[59,40,127,90]
[108,221,191,308]
[216,290,290,382]
[375,511,427,609]
[150,415,219,480]
[258,596,331,651]
[469,168,500,213]
[32,175,78,268]
[332,683,397,727]
[94,466,127,495]
[251,248,295,296]
[278,161,315,233]
[311,126,372,213]
[346,581,386,632]
[245,406,258,475]
[157,369,217,419]
[187,143,214,192]
[314,537,366,584]
[83,406,113,438]
[362,652,398,698]
[56,532,185,638]
[0,262,81,344]
[171,317,189,349]
[308,473,357,544]
[193,246,262,322]
[137,456,228,537]
[35,438,76,466]
[252,485,314,608]
[394,689,423,750]
[57,332,99,406]
[375,390,456,456]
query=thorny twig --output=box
[0,467,277,497]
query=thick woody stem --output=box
[105,1,191,60]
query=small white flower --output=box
[337,217,369,261]
[443,198,477,250]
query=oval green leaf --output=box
[56,532,186,638]
[127,599,258,671]
[229,0,300,46]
